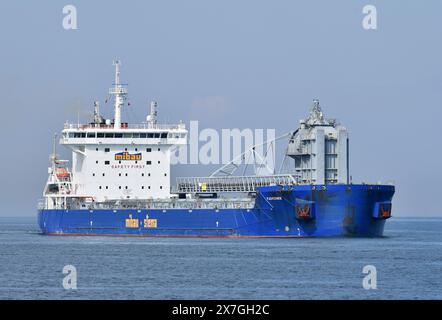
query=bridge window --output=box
[140,133,147,138]
[160,133,168,138]
[74,132,86,138]
[87,132,96,138]
[115,133,123,138]
[97,133,105,138]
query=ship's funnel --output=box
[147,101,158,124]
[93,101,104,124]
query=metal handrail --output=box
[176,174,297,193]
[63,123,186,131]
[41,198,255,210]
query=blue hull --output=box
[38,184,395,237]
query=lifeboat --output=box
[55,167,70,178]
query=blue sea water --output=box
[0,217,440,300]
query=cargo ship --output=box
[38,60,394,237]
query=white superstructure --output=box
[56,60,187,202]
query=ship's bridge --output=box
[60,119,187,202]
[60,122,187,146]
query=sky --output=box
[0,0,441,217]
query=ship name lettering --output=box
[125,215,139,228]
[144,218,158,228]
[115,152,142,161]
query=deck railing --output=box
[63,122,186,131]
[40,198,256,210]
[176,174,297,194]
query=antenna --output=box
[114,59,121,86]
[50,133,58,169]
[109,59,128,129]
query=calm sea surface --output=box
[0,217,440,300]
